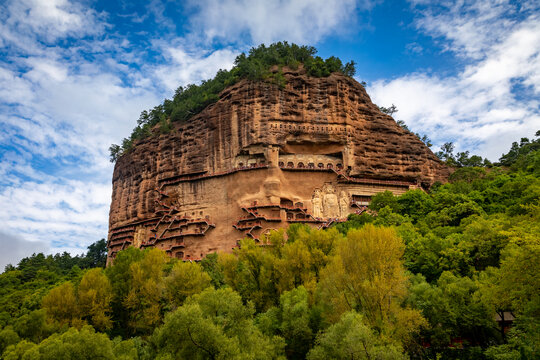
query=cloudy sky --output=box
[0,0,539,269]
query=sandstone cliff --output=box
[108,67,449,262]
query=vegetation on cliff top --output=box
[2,132,539,359]
[109,42,357,162]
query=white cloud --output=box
[1,0,104,45]
[0,67,35,104]
[186,0,370,45]
[369,1,540,160]
[154,47,237,91]
[0,54,163,253]
[0,180,110,250]
[0,49,165,169]
[0,231,49,272]
[25,57,69,82]
[412,0,519,60]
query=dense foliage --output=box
[435,142,493,168]
[0,240,107,327]
[379,104,433,148]
[2,133,539,359]
[498,131,540,170]
[110,42,357,162]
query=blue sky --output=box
[0,0,539,269]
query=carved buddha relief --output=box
[133,226,146,248]
[312,189,323,218]
[322,184,339,218]
[339,191,349,218]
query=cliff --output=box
[108,67,449,262]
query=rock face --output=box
[108,68,449,263]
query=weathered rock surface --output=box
[108,68,449,262]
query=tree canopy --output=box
[2,132,540,359]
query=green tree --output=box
[41,282,79,327]
[219,239,278,312]
[3,326,128,360]
[279,286,313,359]
[483,240,540,358]
[379,104,398,116]
[373,206,411,227]
[459,215,509,271]
[499,132,540,168]
[106,246,145,336]
[165,260,212,308]
[407,272,498,350]
[12,310,50,344]
[274,238,316,294]
[403,231,472,281]
[369,191,399,212]
[307,311,406,360]
[122,248,168,335]
[200,252,226,288]
[83,239,107,268]
[0,326,20,355]
[109,144,122,163]
[397,189,434,222]
[428,190,484,226]
[449,166,486,182]
[318,224,425,346]
[2,340,37,360]
[416,133,433,148]
[152,288,285,359]
[343,60,356,77]
[77,268,113,331]
[334,213,375,235]
[497,241,540,316]
[456,151,485,167]
[436,142,456,163]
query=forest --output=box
[109,42,357,162]
[1,132,539,359]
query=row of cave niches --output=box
[232,161,343,171]
[278,161,344,171]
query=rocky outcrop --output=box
[107,67,449,263]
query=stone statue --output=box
[323,184,339,218]
[339,191,349,218]
[312,189,322,218]
[133,226,145,248]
